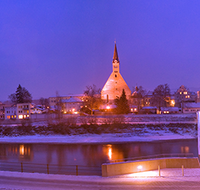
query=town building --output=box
[48,94,84,110]
[5,105,17,119]
[160,107,180,114]
[0,102,5,119]
[62,96,84,114]
[101,43,131,103]
[5,103,31,120]
[183,102,200,114]
[174,85,196,108]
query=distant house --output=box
[0,103,5,119]
[17,103,31,119]
[62,96,84,114]
[175,85,196,108]
[48,94,85,110]
[31,107,43,114]
[143,91,153,107]
[183,102,200,114]
[161,107,180,114]
[5,103,31,120]
[5,105,17,119]
[140,106,157,114]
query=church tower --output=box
[101,43,131,102]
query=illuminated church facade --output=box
[101,43,131,102]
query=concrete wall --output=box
[102,157,200,177]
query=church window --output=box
[115,74,117,78]
[114,71,118,73]
[116,88,117,90]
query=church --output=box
[101,43,131,103]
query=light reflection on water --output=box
[0,139,198,167]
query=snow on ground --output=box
[0,132,195,143]
[1,168,200,182]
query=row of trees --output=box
[7,83,187,115]
[83,83,172,114]
[8,84,49,108]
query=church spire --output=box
[113,42,119,62]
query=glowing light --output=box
[131,108,133,112]
[72,108,75,112]
[171,100,175,106]
[137,165,143,171]
[74,111,78,114]
[107,144,112,160]
[19,115,23,119]
[106,106,110,110]
[19,145,25,155]
[128,170,158,177]
[134,108,137,112]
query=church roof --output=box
[113,43,119,62]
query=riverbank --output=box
[0,132,196,144]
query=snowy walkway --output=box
[1,169,200,189]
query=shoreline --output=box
[0,133,196,144]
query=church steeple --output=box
[113,43,119,62]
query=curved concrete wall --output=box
[102,157,200,177]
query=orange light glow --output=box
[107,144,112,160]
[19,145,25,155]
[106,106,110,110]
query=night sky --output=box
[1,0,200,101]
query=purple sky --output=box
[1,0,200,101]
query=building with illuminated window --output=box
[62,96,84,114]
[101,43,131,103]
[5,105,17,119]
[174,85,196,108]
[5,103,31,120]
[17,103,31,119]
[48,94,85,110]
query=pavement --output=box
[1,168,200,189]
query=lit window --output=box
[180,92,182,94]
[184,92,187,95]
[19,115,23,119]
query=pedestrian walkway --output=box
[1,169,200,189]
[1,168,200,182]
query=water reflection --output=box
[181,146,189,153]
[0,144,33,161]
[0,139,198,167]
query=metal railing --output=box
[0,161,101,176]
[108,153,195,163]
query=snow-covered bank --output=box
[0,132,196,144]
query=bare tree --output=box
[83,84,101,115]
[151,84,171,111]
